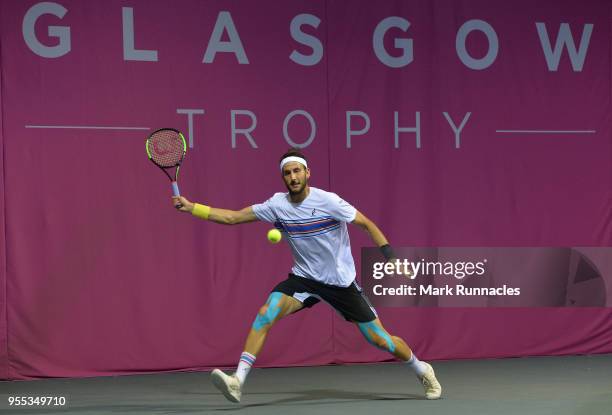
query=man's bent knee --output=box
[358,321,396,353]
[252,292,295,332]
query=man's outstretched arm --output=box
[352,210,401,265]
[352,210,389,247]
[172,196,258,225]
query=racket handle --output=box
[171,181,180,197]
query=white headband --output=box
[280,156,308,171]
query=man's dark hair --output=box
[279,148,307,164]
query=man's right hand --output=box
[172,196,194,213]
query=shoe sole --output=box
[211,370,241,403]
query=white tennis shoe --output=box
[211,369,242,403]
[419,362,442,400]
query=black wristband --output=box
[380,244,396,261]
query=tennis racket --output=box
[145,128,187,207]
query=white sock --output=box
[405,352,428,377]
[235,352,256,386]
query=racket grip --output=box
[171,181,180,197]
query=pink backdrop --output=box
[1,0,611,380]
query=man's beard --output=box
[287,180,307,195]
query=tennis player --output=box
[172,149,442,402]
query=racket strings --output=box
[147,130,185,168]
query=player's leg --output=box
[313,279,443,400]
[211,290,306,403]
[243,291,303,356]
[356,317,411,359]
[356,318,442,400]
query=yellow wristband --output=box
[191,203,211,220]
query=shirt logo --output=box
[311,208,317,216]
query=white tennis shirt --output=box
[252,187,357,287]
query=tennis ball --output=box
[267,229,282,244]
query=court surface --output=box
[1,355,610,415]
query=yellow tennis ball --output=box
[267,229,282,244]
